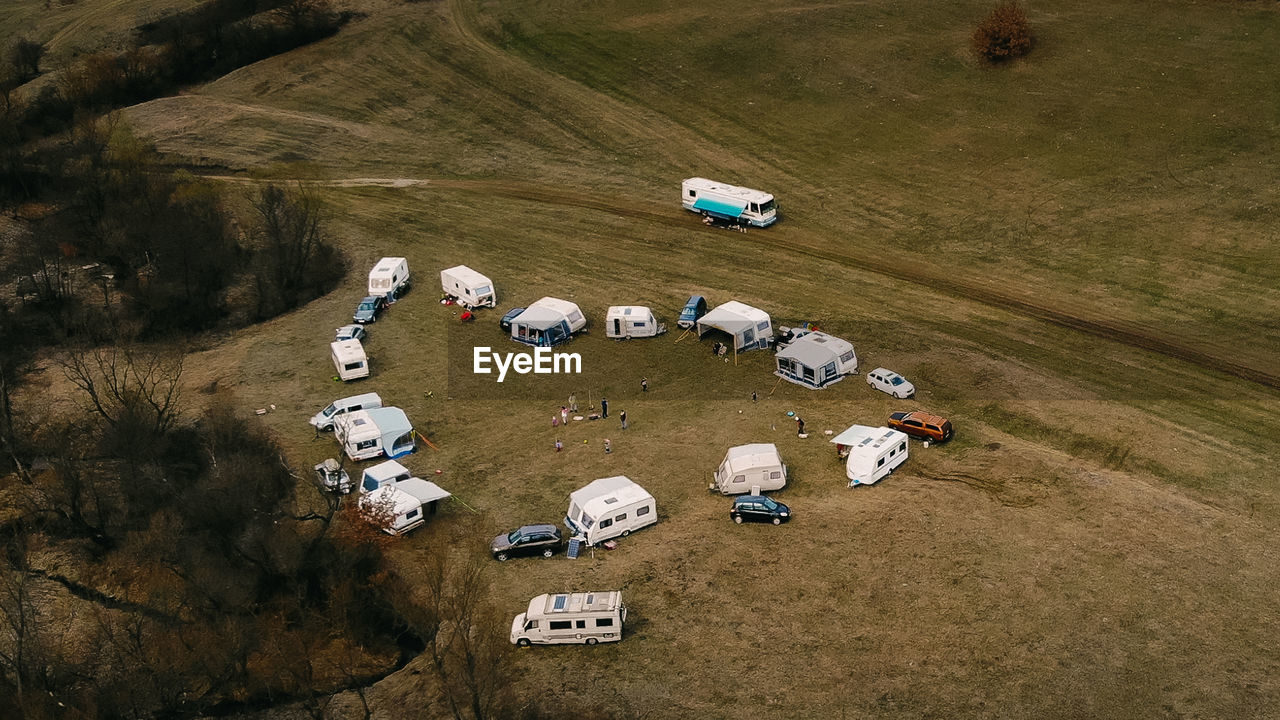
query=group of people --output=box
[710,341,729,357]
[551,392,628,453]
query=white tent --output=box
[696,301,773,351]
[775,331,858,389]
[605,306,665,339]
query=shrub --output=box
[972,1,1033,63]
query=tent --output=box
[775,331,858,389]
[337,407,416,461]
[510,297,586,347]
[696,300,773,351]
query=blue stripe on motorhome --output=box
[692,197,746,219]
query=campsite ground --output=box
[10,0,1280,716]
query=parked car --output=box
[491,524,564,561]
[313,458,352,494]
[866,367,915,398]
[334,324,368,343]
[888,411,953,443]
[730,495,791,525]
[353,296,386,324]
[499,307,526,331]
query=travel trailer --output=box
[440,265,496,308]
[564,476,656,546]
[309,392,383,431]
[681,178,778,227]
[510,591,626,646]
[368,257,411,302]
[360,458,414,493]
[775,330,858,389]
[696,301,774,352]
[830,425,909,487]
[330,339,369,381]
[335,407,416,461]
[605,306,666,339]
[712,443,788,495]
[359,477,451,535]
[510,297,587,347]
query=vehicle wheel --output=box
[496,552,508,562]
[772,517,782,525]
[542,549,554,558]
[586,638,598,646]
[517,638,530,647]
[621,529,630,537]
[733,515,743,524]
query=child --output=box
[555,439,563,452]
[604,438,612,454]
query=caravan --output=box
[440,265,496,308]
[510,591,626,646]
[330,340,369,381]
[310,392,382,431]
[775,330,858,389]
[359,459,413,493]
[335,407,416,461]
[712,443,787,495]
[359,477,451,535]
[565,476,657,546]
[681,178,778,227]
[605,306,666,339]
[830,425,909,487]
[510,297,587,347]
[368,257,411,302]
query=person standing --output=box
[568,393,578,413]
[641,377,648,393]
[796,416,805,436]
[560,406,568,425]
[600,397,609,419]
[604,438,612,454]
[752,391,758,403]
[620,410,628,430]
[555,439,563,452]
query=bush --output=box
[972,1,1033,63]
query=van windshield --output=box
[759,199,776,214]
[507,529,523,543]
[890,376,905,385]
[321,404,336,417]
[760,497,780,511]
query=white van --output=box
[368,257,411,302]
[331,339,369,381]
[440,265,496,308]
[713,443,787,495]
[830,425,909,487]
[564,476,656,546]
[360,459,413,494]
[510,591,626,646]
[359,477,451,535]
[310,392,383,431]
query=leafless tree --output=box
[60,344,183,436]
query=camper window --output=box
[615,513,627,522]
[770,471,782,480]
[877,457,885,467]
[840,351,854,363]
[635,321,646,328]
[757,321,770,331]
[406,509,419,520]
[822,362,837,377]
[596,618,614,627]
[576,620,586,629]
[688,189,697,197]
[581,513,595,529]
[599,518,613,529]
[733,475,746,484]
[525,620,538,630]
[344,362,364,371]
[637,505,651,516]
[475,285,491,295]
[356,440,377,450]
[750,203,759,213]
[899,442,907,452]
[549,621,572,630]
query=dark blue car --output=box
[677,295,707,329]
[353,296,385,324]
[730,495,791,525]
[499,307,525,331]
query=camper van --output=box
[681,178,778,227]
[360,459,413,493]
[335,407,416,461]
[330,340,369,381]
[713,443,788,495]
[310,392,383,431]
[359,477,451,535]
[564,476,656,546]
[605,306,666,339]
[510,591,626,646]
[830,425,909,487]
[440,265,496,308]
[368,257,411,302]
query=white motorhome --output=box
[605,306,666,339]
[713,443,787,495]
[359,477,451,535]
[309,392,383,431]
[440,265,496,308]
[830,425,909,487]
[359,458,413,494]
[335,407,416,461]
[564,476,656,546]
[681,177,778,227]
[510,591,626,646]
[368,257,411,302]
[331,339,369,381]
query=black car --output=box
[353,296,386,324]
[730,495,791,525]
[491,524,564,561]
[499,307,525,331]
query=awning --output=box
[693,197,746,219]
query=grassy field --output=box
[12,0,1280,716]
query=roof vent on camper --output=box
[604,497,619,504]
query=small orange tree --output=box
[972,2,1033,63]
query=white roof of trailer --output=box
[441,265,491,285]
[330,339,366,362]
[606,305,654,320]
[570,476,652,508]
[529,296,582,317]
[528,591,622,617]
[370,257,406,276]
[776,331,854,367]
[683,177,773,203]
[722,443,783,473]
[831,425,906,453]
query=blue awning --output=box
[693,197,746,219]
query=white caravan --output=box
[713,443,787,495]
[330,339,369,381]
[359,458,413,494]
[564,476,656,546]
[359,477,451,535]
[774,330,858,389]
[510,591,626,646]
[335,407,416,461]
[368,257,411,302]
[440,265,496,308]
[830,425,909,487]
[681,177,778,227]
[309,392,383,431]
[605,306,666,339]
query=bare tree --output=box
[251,183,344,318]
[60,344,183,436]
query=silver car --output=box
[866,367,915,399]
